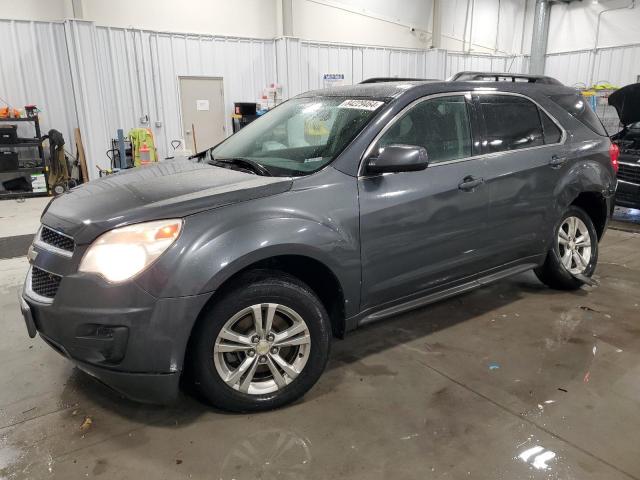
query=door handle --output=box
[549,155,567,168]
[458,176,484,191]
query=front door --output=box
[359,94,491,311]
[179,76,226,153]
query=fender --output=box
[198,217,359,315]
[556,140,615,206]
[135,168,362,318]
[544,138,615,247]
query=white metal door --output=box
[179,76,226,153]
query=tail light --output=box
[609,142,620,174]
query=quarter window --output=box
[540,110,562,144]
[378,95,472,163]
[479,95,545,153]
[551,93,608,136]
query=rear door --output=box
[475,93,568,265]
[358,93,492,310]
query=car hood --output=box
[609,83,640,126]
[41,160,293,244]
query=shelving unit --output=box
[0,115,49,199]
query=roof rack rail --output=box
[449,71,562,85]
[359,77,434,84]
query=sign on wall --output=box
[196,99,210,111]
[323,74,345,88]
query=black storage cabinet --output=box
[232,102,259,133]
[0,151,19,172]
[0,125,18,143]
[0,116,49,198]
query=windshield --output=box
[210,97,386,176]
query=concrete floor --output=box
[0,198,50,239]
[1,200,640,479]
[611,206,640,233]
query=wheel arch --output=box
[554,155,614,242]
[191,249,349,346]
[570,191,609,240]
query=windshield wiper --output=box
[208,156,272,176]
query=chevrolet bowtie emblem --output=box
[27,245,38,264]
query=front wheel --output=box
[534,206,599,290]
[188,271,331,412]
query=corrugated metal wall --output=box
[589,45,640,86]
[445,53,529,78]
[65,20,277,174]
[65,20,112,176]
[0,19,77,161]
[545,45,640,88]
[4,18,640,181]
[274,41,531,96]
[544,50,592,87]
[276,38,447,98]
[150,33,276,157]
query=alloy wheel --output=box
[557,216,592,275]
[213,303,311,395]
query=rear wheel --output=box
[189,271,331,412]
[534,206,598,290]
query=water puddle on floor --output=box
[218,429,312,480]
[0,437,26,479]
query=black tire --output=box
[534,206,599,290]
[188,270,331,412]
[53,183,66,195]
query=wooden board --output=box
[74,128,89,183]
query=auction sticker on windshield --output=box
[338,99,385,111]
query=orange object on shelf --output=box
[0,106,21,118]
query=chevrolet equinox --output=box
[20,78,617,411]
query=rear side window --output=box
[540,110,562,144]
[550,93,608,136]
[379,95,472,163]
[479,95,544,153]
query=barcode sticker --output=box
[338,99,384,111]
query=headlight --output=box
[79,219,183,282]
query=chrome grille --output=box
[31,266,62,299]
[40,226,74,253]
[616,189,637,204]
[621,147,640,156]
[618,163,640,184]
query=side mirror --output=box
[365,144,429,174]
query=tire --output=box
[188,270,331,412]
[534,206,599,290]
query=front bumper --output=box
[21,265,211,404]
[40,333,182,404]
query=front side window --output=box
[378,95,472,163]
[210,97,385,176]
[479,95,544,153]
